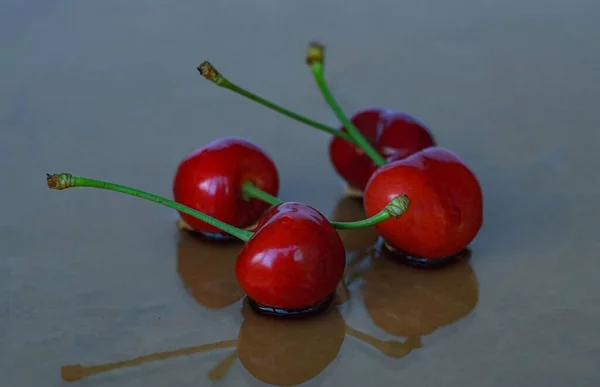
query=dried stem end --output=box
[198,61,220,81]
[306,41,325,65]
[47,173,74,190]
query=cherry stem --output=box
[197,61,356,144]
[241,181,409,229]
[333,194,409,229]
[46,173,254,242]
[241,180,280,206]
[306,42,387,167]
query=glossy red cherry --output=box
[329,108,436,192]
[364,147,483,260]
[173,137,279,235]
[236,202,346,311]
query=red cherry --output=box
[236,202,346,311]
[364,147,483,260]
[172,137,279,235]
[329,108,436,191]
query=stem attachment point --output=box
[241,181,282,206]
[384,194,410,219]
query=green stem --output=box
[241,181,281,206]
[333,210,390,229]
[197,62,356,144]
[306,43,387,167]
[241,181,409,230]
[46,173,254,242]
[332,194,409,229]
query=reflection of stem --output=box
[208,350,238,380]
[61,339,237,382]
[345,325,422,359]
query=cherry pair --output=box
[46,173,407,314]
[191,42,483,261]
[198,47,436,197]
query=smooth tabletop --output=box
[1,1,599,386]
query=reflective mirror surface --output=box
[2,1,599,386]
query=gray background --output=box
[1,0,599,386]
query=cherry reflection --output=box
[61,282,419,386]
[60,198,433,386]
[349,243,478,342]
[176,229,245,309]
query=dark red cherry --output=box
[172,137,279,235]
[329,108,436,192]
[364,147,483,260]
[236,202,346,311]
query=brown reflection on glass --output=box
[60,287,345,385]
[176,230,245,309]
[359,245,478,340]
[61,210,437,385]
[330,196,379,252]
[383,240,470,268]
[61,339,238,382]
[60,278,418,385]
[234,298,345,386]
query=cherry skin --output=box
[172,137,279,235]
[236,202,346,311]
[329,108,436,192]
[364,147,483,260]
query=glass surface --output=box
[1,1,599,386]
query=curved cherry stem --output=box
[306,43,387,167]
[198,62,356,144]
[46,173,254,242]
[241,181,409,229]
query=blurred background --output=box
[1,0,599,386]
